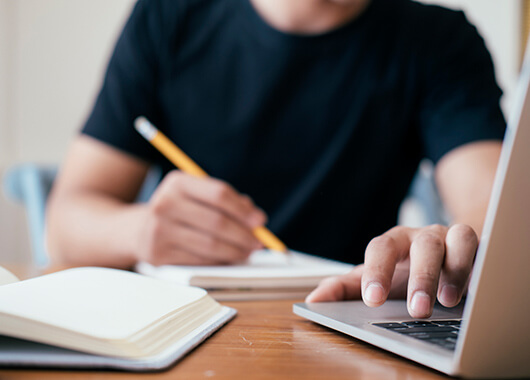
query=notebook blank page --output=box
[0,268,206,340]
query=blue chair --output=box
[401,159,448,227]
[2,164,161,266]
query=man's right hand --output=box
[46,136,266,268]
[136,171,266,265]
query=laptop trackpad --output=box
[294,300,464,326]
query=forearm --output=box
[450,203,489,241]
[46,192,146,268]
[435,141,502,238]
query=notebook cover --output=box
[0,306,236,372]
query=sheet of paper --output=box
[0,266,19,286]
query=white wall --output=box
[0,0,27,264]
[0,0,11,164]
[0,0,523,262]
[0,0,134,262]
[10,0,135,165]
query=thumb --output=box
[305,266,363,302]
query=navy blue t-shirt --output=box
[82,0,506,263]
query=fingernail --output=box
[411,291,431,315]
[364,282,384,305]
[440,285,458,306]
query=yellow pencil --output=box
[134,116,288,254]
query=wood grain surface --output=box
[0,264,451,380]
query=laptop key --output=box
[432,320,461,326]
[429,339,457,350]
[372,323,406,329]
[372,319,462,351]
[401,321,435,327]
[402,331,457,340]
[396,326,457,334]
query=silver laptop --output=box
[293,48,530,379]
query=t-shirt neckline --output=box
[239,0,379,51]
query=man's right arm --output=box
[46,135,265,268]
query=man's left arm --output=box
[307,140,502,318]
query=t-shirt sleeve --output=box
[81,0,167,162]
[417,9,506,164]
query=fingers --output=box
[306,266,363,302]
[154,221,252,265]
[165,199,261,252]
[438,224,477,307]
[407,224,477,317]
[407,225,446,318]
[360,224,477,319]
[141,171,268,265]
[147,244,226,266]
[163,172,267,248]
[362,227,412,307]
[168,172,267,228]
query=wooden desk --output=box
[0,264,450,380]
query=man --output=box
[46,0,505,319]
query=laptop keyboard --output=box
[372,320,462,350]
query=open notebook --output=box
[0,266,235,371]
[136,250,354,300]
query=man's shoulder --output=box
[139,0,230,18]
[397,0,465,20]
[381,0,480,55]
[394,0,472,35]
[130,0,234,45]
